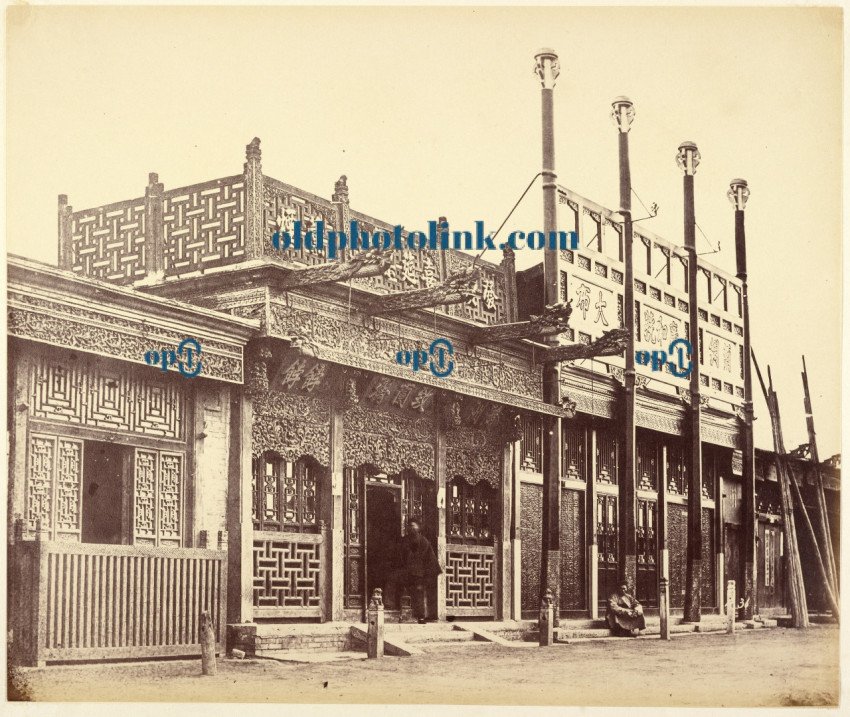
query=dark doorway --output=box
[82,441,124,544]
[366,484,402,603]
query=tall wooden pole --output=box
[801,356,839,599]
[729,179,757,620]
[753,353,809,628]
[535,48,562,623]
[679,142,703,623]
[613,97,637,590]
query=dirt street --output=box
[9,626,839,707]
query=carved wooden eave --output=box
[365,268,480,316]
[7,255,259,383]
[279,249,392,289]
[469,301,572,346]
[539,326,629,364]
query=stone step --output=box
[401,630,476,644]
[256,649,368,664]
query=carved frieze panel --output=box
[446,427,501,488]
[267,298,556,416]
[8,289,246,384]
[252,389,330,466]
[342,404,435,480]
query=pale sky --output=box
[6,5,843,456]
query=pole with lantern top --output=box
[678,141,703,624]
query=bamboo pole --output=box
[752,351,809,628]
[786,461,840,617]
[801,357,839,599]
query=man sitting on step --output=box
[606,581,646,637]
[384,519,442,624]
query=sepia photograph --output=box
[3,3,844,711]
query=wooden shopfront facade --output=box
[7,257,257,665]
[10,137,839,665]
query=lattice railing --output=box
[445,543,495,616]
[252,527,329,619]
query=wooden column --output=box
[510,437,522,620]
[227,387,254,624]
[9,351,31,539]
[329,404,345,621]
[535,48,562,624]
[144,172,165,276]
[499,443,513,619]
[715,452,726,613]
[244,137,264,260]
[436,426,447,621]
[680,142,703,623]
[191,384,206,545]
[57,195,73,270]
[587,427,599,619]
[659,442,669,584]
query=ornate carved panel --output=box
[133,448,183,547]
[668,504,687,607]
[342,404,434,480]
[70,199,147,284]
[30,356,185,439]
[520,483,543,617]
[445,546,495,615]
[252,389,330,466]
[263,179,337,264]
[252,535,322,615]
[446,428,501,488]
[597,494,619,603]
[26,435,83,540]
[636,499,658,606]
[560,488,585,611]
[163,177,247,274]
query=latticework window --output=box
[252,453,319,533]
[447,477,495,545]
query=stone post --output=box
[726,580,736,634]
[539,589,555,646]
[367,588,385,659]
[200,610,217,675]
[659,576,671,641]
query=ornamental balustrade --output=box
[557,186,745,409]
[59,139,511,327]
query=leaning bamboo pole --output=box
[752,351,809,628]
[786,461,840,617]
[801,356,839,598]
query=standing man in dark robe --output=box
[606,581,646,636]
[385,519,442,624]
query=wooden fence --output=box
[10,531,227,666]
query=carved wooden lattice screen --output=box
[596,493,619,605]
[133,449,183,547]
[636,499,658,606]
[26,434,84,540]
[445,477,496,617]
[342,467,364,610]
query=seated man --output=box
[384,519,441,624]
[606,581,646,637]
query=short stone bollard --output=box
[539,589,555,647]
[367,588,385,659]
[200,610,217,675]
[659,576,671,641]
[726,580,736,634]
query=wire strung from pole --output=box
[695,221,721,256]
[631,187,653,217]
[473,172,543,266]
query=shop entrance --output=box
[365,482,402,603]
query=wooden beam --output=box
[469,302,572,345]
[365,268,480,316]
[539,327,629,364]
[280,250,391,289]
